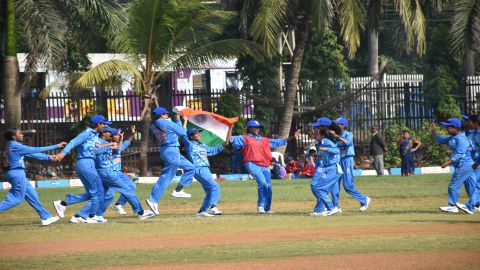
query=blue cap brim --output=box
[311,123,321,127]
[440,121,456,127]
[462,115,470,120]
[103,121,112,125]
[248,125,263,128]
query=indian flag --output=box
[173,106,238,147]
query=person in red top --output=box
[300,154,316,178]
[231,120,300,214]
[285,157,303,179]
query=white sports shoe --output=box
[266,210,274,214]
[41,216,60,226]
[327,207,340,216]
[257,206,266,214]
[309,211,327,217]
[171,190,192,198]
[112,204,127,215]
[359,197,371,212]
[196,211,214,217]
[138,210,156,221]
[207,207,223,215]
[53,200,66,218]
[456,202,473,214]
[474,206,480,213]
[86,215,107,223]
[146,199,159,215]
[69,216,87,223]
[338,208,342,213]
[439,205,459,213]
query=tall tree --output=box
[0,0,122,130]
[365,0,427,76]
[76,0,263,175]
[450,0,480,76]
[248,0,364,144]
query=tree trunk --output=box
[277,15,310,152]
[3,56,20,129]
[3,0,20,130]
[464,48,475,77]
[367,26,378,76]
[139,105,151,176]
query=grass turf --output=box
[0,174,479,269]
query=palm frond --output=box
[394,0,426,55]
[75,59,142,89]
[450,0,480,54]
[337,0,365,58]
[311,0,334,34]
[250,0,290,57]
[164,39,264,70]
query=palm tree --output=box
[76,0,263,175]
[245,0,364,144]
[0,0,122,130]
[365,0,427,76]
[450,0,480,76]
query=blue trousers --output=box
[65,158,104,219]
[0,169,52,220]
[149,146,195,203]
[110,172,136,206]
[245,162,272,211]
[195,167,221,212]
[465,167,480,210]
[311,165,343,213]
[447,163,476,206]
[332,157,367,208]
[97,169,143,216]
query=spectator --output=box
[270,158,287,179]
[369,126,387,176]
[285,156,303,179]
[300,154,315,178]
[398,130,421,176]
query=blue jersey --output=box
[112,140,131,171]
[182,135,224,167]
[434,132,473,167]
[337,130,355,158]
[62,128,101,159]
[94,138,114,170]
[466,129,480,162]
[150,119,185,147]
[315,138,340,168]
[5,141,58,170]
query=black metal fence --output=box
[2,74,480,174]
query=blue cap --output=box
[311,117,332,127]
[440,118,462,128]
[153,107,170,116]
[92,114,112,125]
[187,128,203,137]
[100,126,114,134]
[335,117,348,127]
[110,128,120,135]
[246,120,263,128]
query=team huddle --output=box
[1,107,479,226]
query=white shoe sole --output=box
[146,199,159,215]
[53,201,66,219]
[41,216,60,226]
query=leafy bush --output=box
[383,121,450,168]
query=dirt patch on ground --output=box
[105,251,480,270]
[0,223,478,258]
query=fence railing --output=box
[2,74,480,172]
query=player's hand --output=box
[119,131,124,139]
[55,152,65,161]
[58,142,67,148]
[131,125,136,133]
[175,114,180,121]
[294,129,301,139]
[319,147,328,152]
[111,145,121,150]
[441,161,450,168]
[49,155,56,161]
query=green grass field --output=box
[0,174,479,270]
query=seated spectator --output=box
[285,156,303,179]
[300,150,316,178]
[270,158,287,179]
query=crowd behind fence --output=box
[2,75,480,174]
